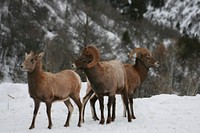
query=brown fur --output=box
[73,45,132,124]
[21,51,82,129]
[122,48,159,118]
[82,48,159,120]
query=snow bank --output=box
[0,82,200,133]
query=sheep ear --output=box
[25,52,28,57]
[37,52,44,60]
[137,53,142,59]
[132,53,137,59]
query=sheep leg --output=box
[111,97,116,121]
[107,96,115,124]
[122,91,132,122]
[63,99,74,127]
[45,102,53,129]
[82,89,94,122]
[129,97,136,119]
[98,96,105,124]
[71,96,83,127]
[90,94,99,121]
[29,99,40,129]
[121,94,126,117]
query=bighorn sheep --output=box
[82,47,159,121]
[21,51,82,129]
[72,45,132,124]
[123,47,159,118]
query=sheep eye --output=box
[30,59,34,63]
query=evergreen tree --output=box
[129,0,147,20]
[151,0,165,8]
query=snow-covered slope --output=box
[0,0,125,82]
[0,82,200,133]
[145,0,200,39]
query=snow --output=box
[56,0,67,14]
[44,31,57,41]
[1,65,13,83]
[0,82,200,133]
[163,39,172,48]
[35,0,65,24]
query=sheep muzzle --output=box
[71,63,77,70]
[154,61,160,68]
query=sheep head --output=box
[73,45,100,69]
[129,48,159,68]
[21,51,44,72]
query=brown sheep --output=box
[72,45,132,124]
[82,47,159,121]
[123,47,159,118]
[21,51,82,129]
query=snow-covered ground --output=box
[0,82,200,133]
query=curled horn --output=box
[86,46,100,68]
[129,48,143,59]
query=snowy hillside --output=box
[145,0,200,39]
[0,0,125,82]
[0,82,200,133]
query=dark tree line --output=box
[0,0,199,96]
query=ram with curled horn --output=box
[72,45,132,124]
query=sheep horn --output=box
[129,48,143,59]
[86,46,100,68]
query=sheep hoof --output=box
[99,119,105,125]
[48,125,52,129]
[64,124,69,127]
[77,124,81,127]
[112,118,115,122]
[112,115,115,122]
[93,116,99,121]
[29,125,35,130]
[132,116,136,119]
[106,118,112,124]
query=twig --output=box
[8,95,15,99]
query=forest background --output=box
[0,0,200,97]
